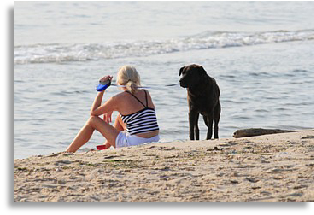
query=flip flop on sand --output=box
[96,144,111,150]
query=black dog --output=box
[179,64,221,140]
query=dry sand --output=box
[14,130,314,202]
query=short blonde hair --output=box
[117,66,141,94]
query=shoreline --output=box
[14,130,314,202]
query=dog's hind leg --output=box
[204,113,213,140]
[214,102,221,139]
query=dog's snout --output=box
[179,78,187,88]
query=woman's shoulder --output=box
[112,91,128,100]
[107,92,128,110]
[112,90,150,101]
[115,89,149,96]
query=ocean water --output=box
[14,2,314,159]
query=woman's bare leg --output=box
[114,114,126,131]
[102,114,126,148]
[67,122,95,152]
[67,116,120,152]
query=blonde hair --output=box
[117,66,141,94]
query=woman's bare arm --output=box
[90,91,105,115]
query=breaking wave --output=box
[14,30,314,64]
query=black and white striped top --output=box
[120,90,159,135]
[120,107,159,135]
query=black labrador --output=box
[179,64,221,140]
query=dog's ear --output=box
[179,66,185,76]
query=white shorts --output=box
[115,131,160,148]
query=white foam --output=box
[14,30,314,64]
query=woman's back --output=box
[115,89,155,116]
[115,89,159,136]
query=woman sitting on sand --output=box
[67,66,160,152]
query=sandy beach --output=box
[14,130,314,202]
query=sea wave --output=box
[14,30,314,64]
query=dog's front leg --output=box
[195,113,200,140]
[189,111,198,140]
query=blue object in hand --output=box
[96,80,111,91]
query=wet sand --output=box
[14,130,314,202]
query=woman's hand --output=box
[103,112,113,123]
[96,75,113,92]
[99,75,113,83]
[91,76,113,115]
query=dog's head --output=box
[179,64,208,88]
